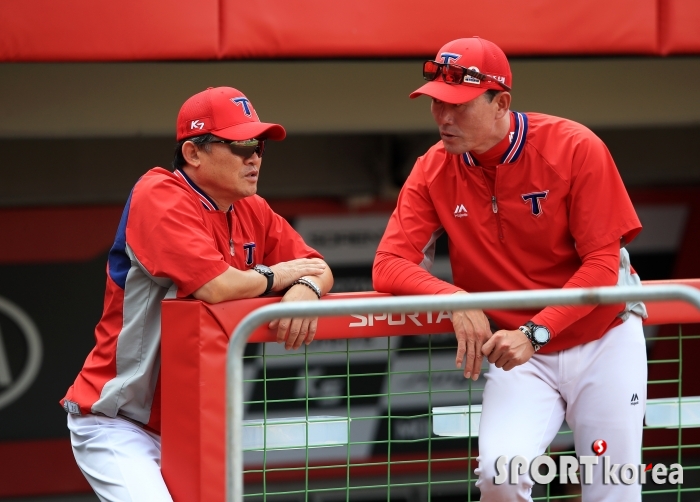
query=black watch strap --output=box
[519,321,550,351]
[252,264,274,296]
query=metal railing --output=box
[226,284,700,501]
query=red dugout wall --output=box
[2,0,700,61]
[158,285,700,501]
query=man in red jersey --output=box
[373,38,646,501]
[61,87,333,501]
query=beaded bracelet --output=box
[292,277,321,299]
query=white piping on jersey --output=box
[502,112,526,164]
[91,243,176,424]
[463,151,477,167]
[420,227,445,272]
[175,168,234,212]
[462,111,527,167]
[175,168,217,211]
[175,168,216,211]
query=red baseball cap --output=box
[410,37,512,104]
[176,87,286,142]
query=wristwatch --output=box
[518,321,551,352]
[252,264,274,296]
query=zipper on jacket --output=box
[492,194,504,241]
[478,169,505,241]
[226,211,235,256]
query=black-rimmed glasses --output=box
[208,138,265,159]
[423,60,511,92]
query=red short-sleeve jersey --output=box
[62,168,321,431]
[374,112,642,352]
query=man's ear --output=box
[495,92,511,119]
[181,141,201,167]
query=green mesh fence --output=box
[641,326,700,501]
[240,325,699,501]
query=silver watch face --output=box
[533,326,550,344]
[254,264,273,276]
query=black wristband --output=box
[252,264,274,296]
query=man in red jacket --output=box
[62,87,333,501]
[373,37,646,501]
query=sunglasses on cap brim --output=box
[422,60,511,92]
[208,138,265,159]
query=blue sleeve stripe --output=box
[107,190,134,290]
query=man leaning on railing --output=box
[60,86,333,502]
[373,36,646,502]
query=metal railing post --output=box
[226,285,700,501]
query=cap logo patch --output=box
[464,66,481,85]
[190,119,206,131]
[439,52,461,64]
[231,97,253,117]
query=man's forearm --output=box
[193,258,332,304]
[372,251,461,296]
[192,267,268,304]
[301,266,334,296]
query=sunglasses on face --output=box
[208,138,265,159]
[422,60,511,92]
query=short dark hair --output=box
[171,133,217,170]
[483,89,500,103]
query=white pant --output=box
[68,413,173,502]
[475,314,647,502]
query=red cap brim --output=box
[214,122,286,141]
[409,81,487,104]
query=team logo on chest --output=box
[243,242,256,266]
[521,191,549,217]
